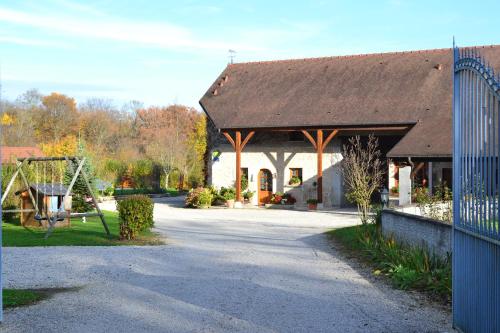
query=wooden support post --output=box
[235,131,242,202]
[74,157,110,236]
[302,129,339,204]
[222,130,255,204]
[317,130,323,203]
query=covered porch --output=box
[219,125,412,206]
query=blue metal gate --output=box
[453,45,500,332]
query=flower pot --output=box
[226,199,235,208]
[308,203,317,210]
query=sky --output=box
[0,0,499,109]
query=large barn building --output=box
[200,45,500,207]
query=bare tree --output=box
[135,105,196,188]
[341,135,385,224]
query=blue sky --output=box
[1,0,499,109]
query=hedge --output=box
[116,195,154,240]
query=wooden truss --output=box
[1,156,110,239]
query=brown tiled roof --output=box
[1,146,44,163]
[199,45,500,158]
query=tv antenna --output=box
[228,49,236,64]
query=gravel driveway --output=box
[1,197,453,332]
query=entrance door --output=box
[258,169,273,205]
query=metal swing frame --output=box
[1,156,110,239]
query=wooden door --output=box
[258,169,273,205]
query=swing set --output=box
[1,156,110,239]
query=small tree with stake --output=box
[64,141,96,213]
[341,135,384,225]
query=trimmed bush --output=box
[117,195,154,240]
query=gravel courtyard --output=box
[1,197,453,332]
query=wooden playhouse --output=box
[16,183,72,228]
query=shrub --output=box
[103,186,114,196]
[71,195,93,213]
[185,187,213,208]
[220,187,236,201]
[243,190,254,200]
[198,188,213,207]
[270,192,284,204]
[413,184,452,223]
[240,173,248,191]
[185,187,202,207]
[209,186,226,206]
[306,198,318,205]
[117,195,154,240]
[355,225,451,299]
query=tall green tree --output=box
[64,141,96,212]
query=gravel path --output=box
[1,197,453,332]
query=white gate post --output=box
[398,166,412,206]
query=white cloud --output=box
[0,35,65,47]
[0,6,261,52]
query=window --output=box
[241,168,249,190]
[288,131,304,142]
[289,168,303,185]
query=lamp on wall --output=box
[380,187,389,208]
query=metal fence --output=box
[453,45,500,332]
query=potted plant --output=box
[307,198,318,210]
[270,192,284,204]
[223,189,236,208]
[243,190,254,204]
[289,176,301,186]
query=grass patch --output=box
[3,289,48,308]
[2,211,164,247]
[327,224,451,302]
[3,287,80,309]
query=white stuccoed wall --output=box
[209,138,344,207]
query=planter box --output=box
[307,203,317,210]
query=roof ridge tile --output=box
[229,44,500,66]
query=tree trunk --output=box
[164,171,170,189]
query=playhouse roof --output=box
[199,45,500,158]
[29,183,69,196]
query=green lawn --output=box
[3,289,48,309]
[3,288,81,309]
[2,211,164,247]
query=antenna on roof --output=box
[228,49,236,64]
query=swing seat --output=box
[34,214,48,221]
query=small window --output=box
[288,131,304,142]
[241,168,249,190]
[289,168,302,185]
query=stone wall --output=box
[381,209,451,258]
